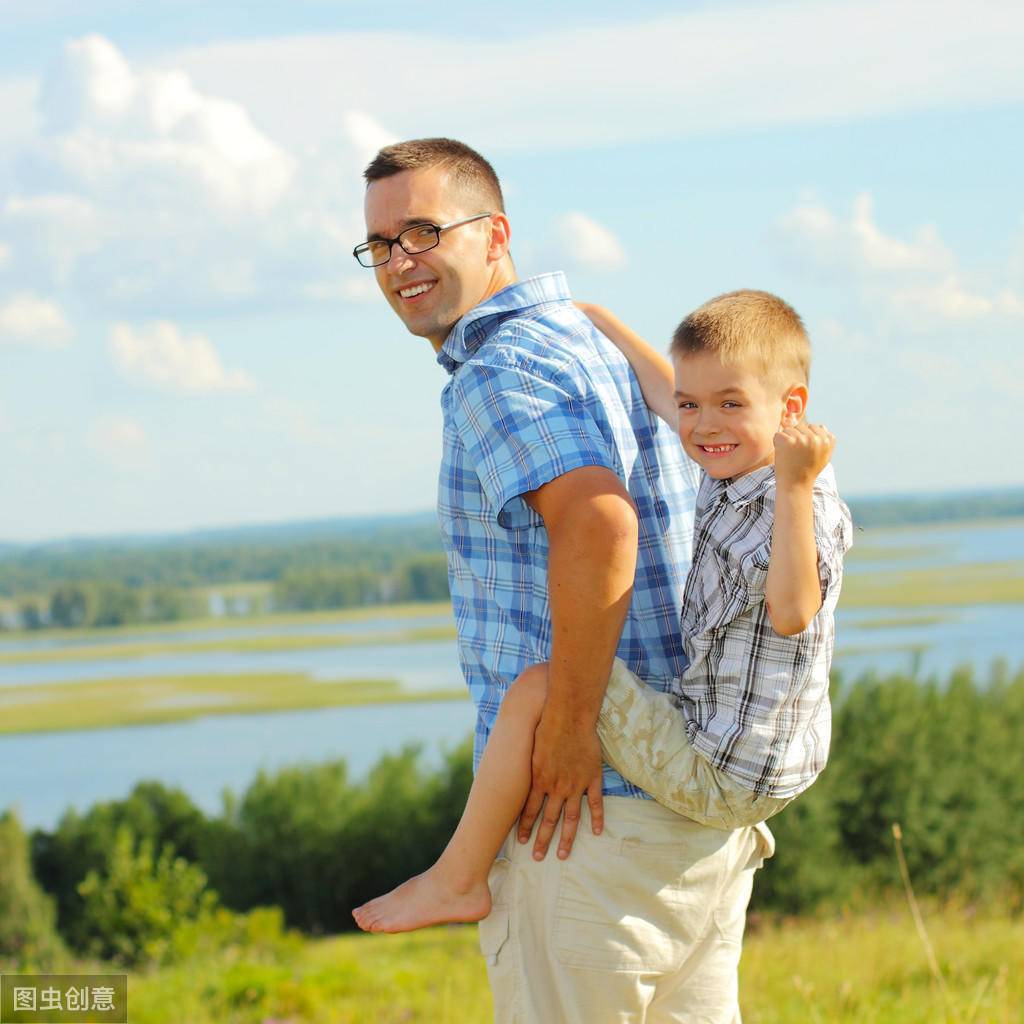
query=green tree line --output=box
[3,664,1022,971]
[6,554,449,631]
[3,487,1023,601]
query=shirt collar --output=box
[436,271,572,374]
[704,465,776,510]
[709,462,837,510]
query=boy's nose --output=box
[694,411,720,436]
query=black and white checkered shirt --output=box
[676,464,853,798]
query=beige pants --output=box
[480,797,773,1023]
[597,658,791,829]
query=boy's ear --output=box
[782,383,808,427]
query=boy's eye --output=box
[721,401,740,409]
[677,401,697,410]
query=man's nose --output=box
[386,243,417,274]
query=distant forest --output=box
[2,487,1021,630]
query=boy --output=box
[353,289,852,934]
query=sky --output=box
[1,0,1022,543]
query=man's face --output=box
[363,166,498,349]
[673,351,803,480]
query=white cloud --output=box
[39,35,294,214]
[0,240,10,269]
[780,193,1023,327]
[553,212,626,272]
[0,292,72,346]
[88,414,149,468]
[110,321,255,393]
[342,110,397,169]
[780,193,952,277]
[888,276,996,320]
[0,36,393,315]
[163,1,1024,152]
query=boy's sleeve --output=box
[812,485,854,601]
[449,351,619,530]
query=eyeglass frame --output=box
[352,212,494,268]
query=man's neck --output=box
[429,263,518,353]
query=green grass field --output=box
[0,673,466,735]
[838,560,1024,608]
[121,907,1023,1023]
[0,622,457,666]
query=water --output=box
[0,699,477,831]
[845,517,1024,573]
[0,613,454,655]
[1,519,1021,832]
[0,637,461,690]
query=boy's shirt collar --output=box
[710,463,838,509]
[437,272,571,374]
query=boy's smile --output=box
[673,351,805,480]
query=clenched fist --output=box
[774,422,835,488]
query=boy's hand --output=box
[774,422,835,489]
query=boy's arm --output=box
[765,423,836,636]
[577,303,678,426]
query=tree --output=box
[0,811,65,968]
[76,826,216,966]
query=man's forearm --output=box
[542,491,638,725]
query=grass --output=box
[845,542,952,564]
[117,906,1024,1023]
[0,600,454,645]
[0,672,467,736]
[839,560,1024,609]
[0,623,457,666]
[847,611,956,630]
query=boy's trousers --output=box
[479,796,773,1024]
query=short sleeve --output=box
[449,353,618,530]
[812,484,853,600]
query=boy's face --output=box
[673,351,806,480]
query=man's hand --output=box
[517,708,604,861]
[514,465,638,863]
[773,422,835,490]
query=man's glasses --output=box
[353,213,493,268]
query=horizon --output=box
[3,481,1023,551]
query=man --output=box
[358,137,768,1022]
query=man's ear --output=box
[782,383,808,426]
[487,214,512,263]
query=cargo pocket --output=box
[478,904,511,966]
[478,853,512,966]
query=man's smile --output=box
[396,280,437,302]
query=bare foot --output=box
[351,865,492,933]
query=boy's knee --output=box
[503,663,549,714]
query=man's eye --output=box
[411,226,436,240]
[367,241,389,258]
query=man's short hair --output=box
[671,290,811,385]
[363,137,506,214]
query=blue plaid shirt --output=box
[437,272,700,797]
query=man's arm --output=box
[577,303,678,427]
[516,465,639,860]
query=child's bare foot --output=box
[351,866,492,934]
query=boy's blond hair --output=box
[671,290,810,386]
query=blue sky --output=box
[1,0,1022,542]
